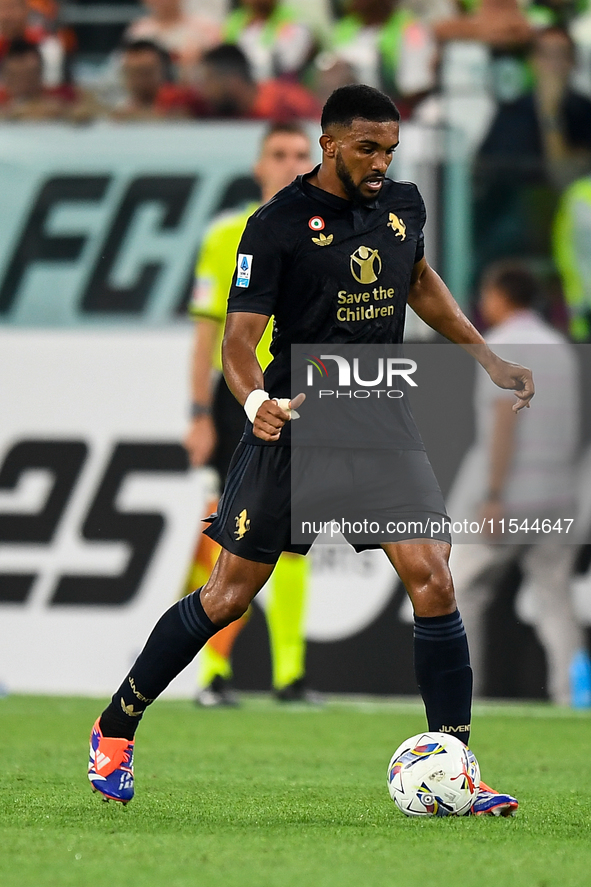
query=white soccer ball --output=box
[387,731,480,817]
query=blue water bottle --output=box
[570,649,591,708]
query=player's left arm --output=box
[407,257,534,411]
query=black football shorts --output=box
[203,443,450,564]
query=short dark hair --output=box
[201,44,252,83]
[321,84,400,131]
[3,38,42,64]
[262,121,310,142]
[481,261,540,309]
[120,38,171,69]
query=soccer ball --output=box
[387,731,480,817]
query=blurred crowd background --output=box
[1,0,591,331]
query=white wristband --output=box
[244,389,269,423]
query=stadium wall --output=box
[0,122,445,327]
[2,331,591,699]
[0,124,589,700]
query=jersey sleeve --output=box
[226,214,284,317]
[414,189,427,265]
[188,223,228,324]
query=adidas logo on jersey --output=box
[312,233,333,246]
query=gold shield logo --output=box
[235,509,251,540]
[388,213,406,240]
[350,246,382,284]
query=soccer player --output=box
[183,122,315,706]
[88,84,533,814]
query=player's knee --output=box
[410,562,456,616]
[202,583,252,626]
[221,588,251,624]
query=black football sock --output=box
[413,609,472,746]
[99,587,219,740]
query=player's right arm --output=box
[223,312,291,442]
[223,214,293,442]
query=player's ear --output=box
[320,133,336,158]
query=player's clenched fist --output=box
[244,391,306,441]
[254,400,291,441]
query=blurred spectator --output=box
[196,43,320,120]
[403,0,457,24]
[479,27,591,183]
[434,2,591,102]
[528,1,591,29]
[435,1,534,104]
[27,0,77,62]
[434,0,533,46]
[0,0,65,85]
[526,0,591,96]
[125,0,221,82]
[223,0,318,82]
[565,3,591,97]
[184,0,228,19]
[448,261,585,705]
[0,38,97,120]
[111,39,204,120]
[290,0,335,45]
[321,0,437,116]
[532,24,591,176]
[313,55,358,107]
[473,26,591,276]
[553,170,591,340]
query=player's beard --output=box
[335,150,379,205]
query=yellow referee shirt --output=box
[188,202,274,372]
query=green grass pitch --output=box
[1,694,590,887]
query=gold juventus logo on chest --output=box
[350,246,382,284]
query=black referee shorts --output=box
[209,375,248,486]
[204,443,450,564]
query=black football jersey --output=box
[226,168,427,448]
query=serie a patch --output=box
[236,253,253,288]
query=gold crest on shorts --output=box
[235,509,251,540]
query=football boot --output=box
[468,781,518,816]
[88,718,134,804]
